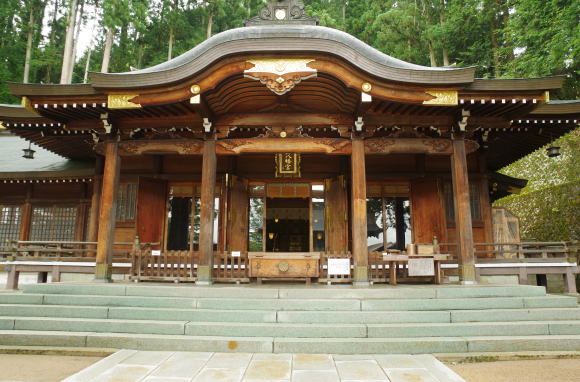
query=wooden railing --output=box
[319,251,352,283]
[213,252,249,282]
[130,250,199,282]
[3,240,157,262]
[438,241,575,260]
[368,251,395,282]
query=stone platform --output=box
[63,350,466,382]
[0,282,579,354]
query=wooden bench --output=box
[381,254,450,286]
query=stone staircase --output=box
[0,283,579,354]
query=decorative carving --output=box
[107,94,141,109]
[365,138,396,153]
[390,126,427,138]
[245,59,317,95]
[216,138,350,154]
[464,139,480,153]
[423,90,458,106]
[117,140,204,155]
[275,153,301,178]
[245,0,318,26]
[422,139,452,152]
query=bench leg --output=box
[564,270,577,294]
[37,272,48,284]
[6,267,19,290]
[518,268,528,285]
[434,261,442,284]
[51,266,61,283]
[389,262,397,286]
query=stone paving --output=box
[63,350,466,382]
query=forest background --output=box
[0,0,578,240]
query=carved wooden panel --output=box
[227,176,249,252]
[136,178,168,249]
[325,176,348,253]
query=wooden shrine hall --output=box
[0,0,578,286]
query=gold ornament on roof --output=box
[362,82,372,92]
[191,84,201,94]
[107,94,141,109]
[423,90,458,106]
[244,59,317,95]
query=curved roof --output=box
[90,25,476,89]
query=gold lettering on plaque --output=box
[275,153,301,178]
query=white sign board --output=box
[231,251,241,257]
[328,258,350,275]
[408,258,435,276]
[151,250,161,256]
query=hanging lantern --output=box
[546,146,560,157]
[268,233,274,240]
[22,142,35,159]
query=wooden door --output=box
[410,178,446,244]
[325,175,348,253]
[137,177,168,249]
[227,175,249,252]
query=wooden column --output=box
[87,156,104,255]
[18,184,33,241]
[95,141,120,282]
[350,136,369,284]
[197,138,217,284]
[450,134,476,283]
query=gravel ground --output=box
[0,354,102,382]
[448,358,580,382]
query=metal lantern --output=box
[22,142,35,159]
[546,146,560,157]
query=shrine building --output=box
[0,0,578,286]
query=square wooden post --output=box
[450,134,476,283]
[87,155,104,256]
[350,136,369,285]
[95,141,120,282]
[197,138,217,285]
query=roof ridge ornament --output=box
[245,0,318,26]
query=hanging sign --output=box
[328,258,350,275]
[275,153,301,178]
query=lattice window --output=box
[444,182,482,221]
[30,206,78,241]
[116,183,137,220]
[0,205,22,245]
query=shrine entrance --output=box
[265,197,309,252]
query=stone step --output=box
[451,308,580,322]
[1,330,578,354]
[3,293,572,311]
[21,283,547,299]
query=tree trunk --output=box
[83,47,92,83]
[23,7,35,83]
[428,40,438,67]
[439,0,449,66]
[65,0,84,83]
[442,47,450,66]
[101,27,114,73]
[168,27,174,60]
[60,0,78,84]
[206,12,213,39]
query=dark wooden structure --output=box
[1,1,578,286]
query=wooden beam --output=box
[95,140,120,281]
[450,133,476,283]
[216,137,351,155]
[197,138,217,284]
[364,138,479,155]
[350,136,369,284]
[215,113,353,126]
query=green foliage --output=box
[495,128,580,241]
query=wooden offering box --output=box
[248,252,320,284]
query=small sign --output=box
[231,251,241,257]
[151,250,161,256]
[328,258,350,275]
[408,258,435,276]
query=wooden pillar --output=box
[197,138,217,284]
[19,184,33,241]
[450,134,476,283]
[87,156,104,256]
[350,136,369,284]
[95,141,120,282]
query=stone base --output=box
[93,263,113,283]
[458,264,476,283]
[353,265,369,284]
[196,265,213,285]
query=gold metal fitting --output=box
[361,82,372,92]
[191,84,201,95]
